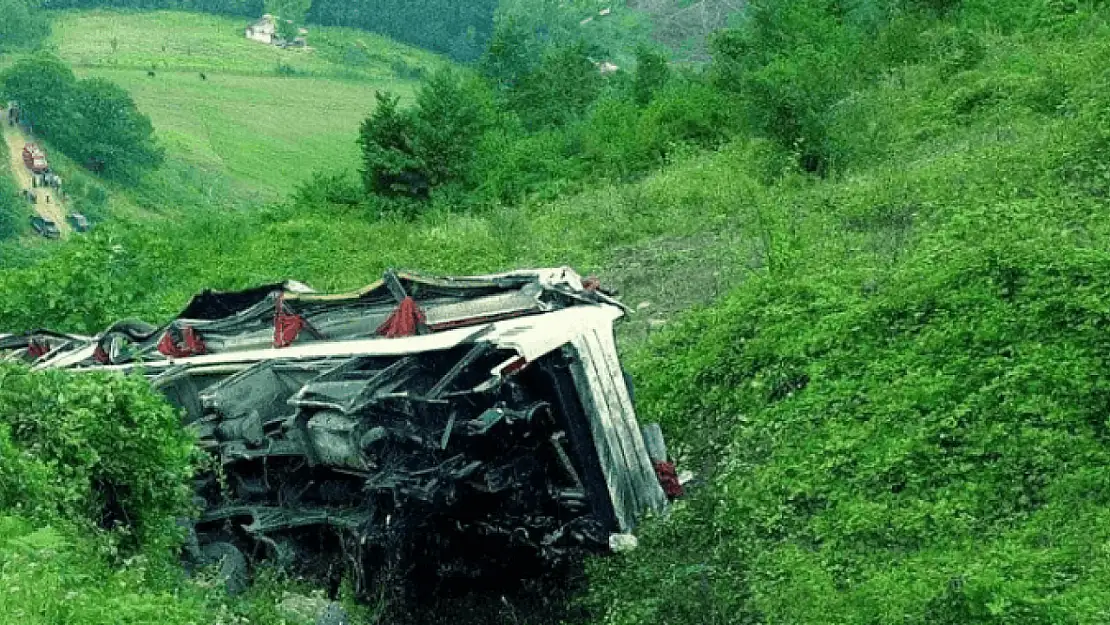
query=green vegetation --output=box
[583,2,1110,623]
[48,10,439,80]
[8,0,1110,623]
[3,54,163,180]
[356,25,735,207]
[42,0,497,61]
[34,10,438,204]
[0,0,50,52]
[0,132,27,241]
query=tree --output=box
[357,91,423,197]
[507,40,604,130]
[410,70,494,189]
[478,16,540,92]
[358,71,495,200]
[2,56,162,179]
[632,44,671,106]
[0,0,50,53]
[1,55,78,138]
[71,78,163,178]
[265,0,312,41]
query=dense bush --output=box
[0,0,51,52]
[0,175,25,242]
[357,27,743,211]
[0,364,196,545]
[582,8,1110,623]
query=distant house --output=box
[245,14,277,45]
[245,14,309,48]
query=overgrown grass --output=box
[584,5,1110,624]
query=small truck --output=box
[22,143,48,174]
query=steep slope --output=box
[585,6,1110,624]
[6,1,1110,624]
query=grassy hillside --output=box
[41,10,438,203]
[6,1,1110,624]
[49,10,439,79]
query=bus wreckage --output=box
[2,268,679,610]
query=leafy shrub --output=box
[505,39,606,130]
[927,26,987,75]
[0,365,196,546]
[390,58,427,80]
[591,214,1110,623]
[295,170,365,206]
[710,0,869,173]
[474,125,586,203]
[632,44,671,106]
[639,82,740,156]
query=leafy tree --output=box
[632,44,671,106]
[507,39,605,130]
[410,70,495,189]
[478,16,541,92]
[358,71,494,200]
[709,0,869,173]
[1,54,78,138]
[357,91,423,197]
[265,0,311,40]
[2,55,162,180]
[71,78,163,178]
[0,0,50,52]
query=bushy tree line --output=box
[352,0,995,213]
[353,29,739,212]
[2,55,163,181]
[308,0,499,62]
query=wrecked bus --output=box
[4,268,672,613]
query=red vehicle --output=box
[22,143,48,174]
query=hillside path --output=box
[2,117,70,239]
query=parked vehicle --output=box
[68,213,89,233]
[22,143,48,174]
[29,216,60,239]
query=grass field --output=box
[36,10,438,201]
[84,68,417,197]
[49,10,442,79]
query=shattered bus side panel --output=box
[21,268,668,610]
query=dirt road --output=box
[2,117,69,239]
